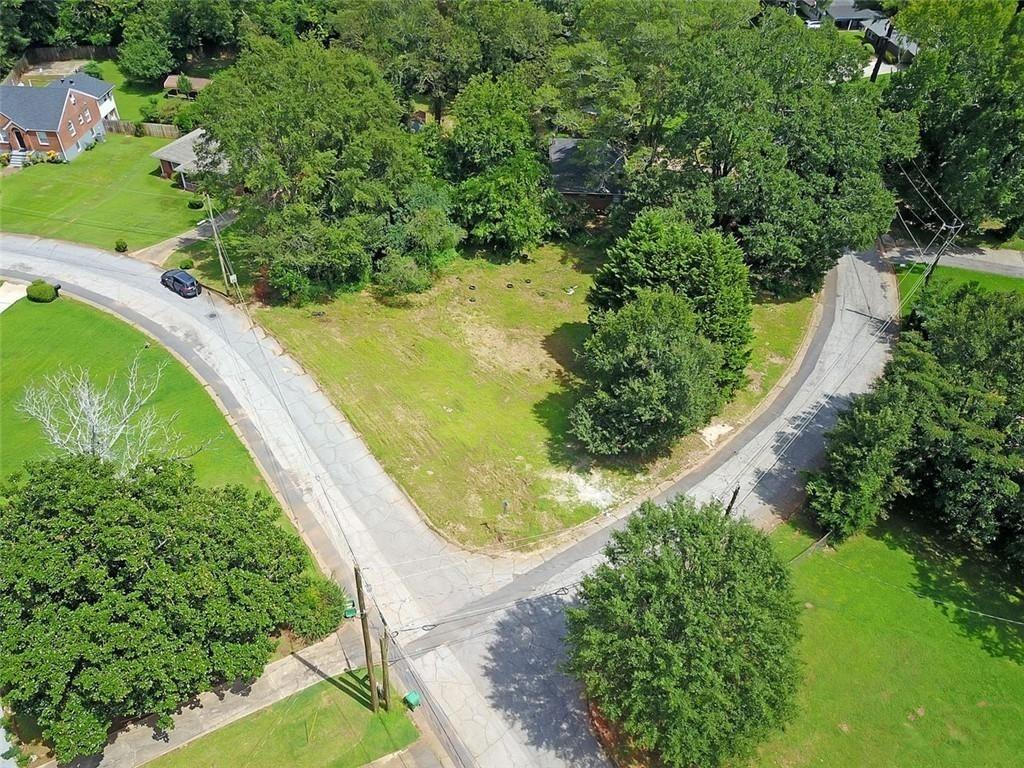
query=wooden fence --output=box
[103,119,181,140]
[26,45,117,63]
[1,55,30,84]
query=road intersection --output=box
[2,234,898,767]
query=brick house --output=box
[0,74,117,163]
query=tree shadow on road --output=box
[481,593,610,768]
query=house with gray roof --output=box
[548,137,624,212]
[0,74,117,164]
[864,18,919,64]
[151,128,226,191]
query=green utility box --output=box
[404,691,422,710]
[343,600,358,620]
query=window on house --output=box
[68,121,76,136]
[84,109,92,123]
[37,132,49,145]
[70,94,76,105]
[0,129,8,143]
[78,114,85,125]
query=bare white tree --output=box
[19,354,184,474]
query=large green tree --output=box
[330,0,560,120]
[196,36,408,211]
[0,456,344,763]
[553,5,901,291]
[569,290,722,456]
[887,0,1024,233]
[589,207,753,390]
[807,283,1024,566]
[117,0,177,82]
[566,496,800,768]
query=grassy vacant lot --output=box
[145,669,418,768]
[0,133,202,250]
[229,241,815,548]
[0,296,262,489]
[755,516,1024,768]
[895,263,1024,315]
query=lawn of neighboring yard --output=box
[0,133,202,250]
[754,515,1024,768]
[91,57,234,122]
[143,669,418,768]
[895,263,1024,315]
[0,296,262,489]
[94,58,165,122]
[212,240,816,549]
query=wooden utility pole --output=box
[725,486,741,516]
[355,566,379,712]
[869,22,893,83]
[379,633,391,711]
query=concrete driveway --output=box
[1,234,897,768]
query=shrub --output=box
[288,577,349,641]
[26,279,58,303]
[178,257,194,269]
[115,239,128,252]
[133,121,145,137]
[187,196,204,209]
[46,150,61,163]
[82,60,103,79]
[0,153,9,167]
[173,101,202,131]
[372,254,433,297]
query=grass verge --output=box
[0,133,203,250]
[895,263,1024,315]
[755,515,1024,768]
[142,668,418,768]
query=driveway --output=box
[1,235,897,768]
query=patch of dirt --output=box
[838,722,850,733]
[455,311,560,380]
[545,469,621,511]
[700,422,734,447]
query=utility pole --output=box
[725,486,741,516]
[379,632,391,711]
[870,21,893,83]
[355,566,380,713]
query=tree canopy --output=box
[807,283,1024,569]
[0,456,345,763]
[569,290,722,456]
[886,0,1024,233]
[565,496,800,768]
[589,208,753,390]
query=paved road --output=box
[1,235,898,768]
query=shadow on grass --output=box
[555,240,605,275]
[542,321,589,375]
[482,593,607,768]
[873,515,1024,664]
[291,654,375,711]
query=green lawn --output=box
[226,241,815,548]
[92,57,234,122]
[94,59,166,122]
[0,133,202,250]
[0,296,262,489]
[144,669,418,768]
[754,516,1024,768]
[895,263,1024,315]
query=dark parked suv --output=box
[160,269,202,298]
